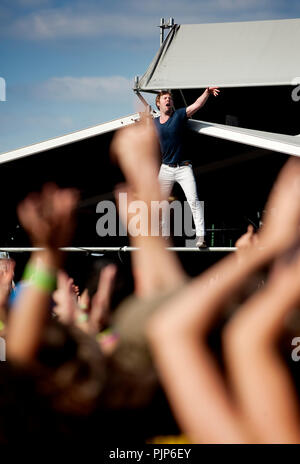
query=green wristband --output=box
[0,320,5,331]
[77,312,88,323]
[79,303,88,311]
[23,263,57,293]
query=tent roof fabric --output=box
[137,18,300,90]
[188,119,300,157]
[0,113,139,165]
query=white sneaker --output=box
[196,237,207,248]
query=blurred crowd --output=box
[0,114,300,445]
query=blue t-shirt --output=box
[154,108,188,164]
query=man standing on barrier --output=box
[154,88,219,248]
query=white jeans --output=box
[158,163,205,237]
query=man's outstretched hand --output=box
[207,86,220,97]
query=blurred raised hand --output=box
[257,157,300,254]
[0,259,15,309]
[235,225,258,250]
[89,264,117,335]
[223,242,300,443]
[110,114,162,202]
[52,270,78,325]
[17,183,78,252]
[146,157,300,443]
[7,184,79,362]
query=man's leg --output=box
[158,164,175,237]
[175,165,205,239]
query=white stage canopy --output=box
[0,114,139,164]
[188,119,300,157]
[137,18,300,91]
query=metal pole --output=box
[133,75,139,90]
[135,91,150,109]
[159,17,175,46]
[160,18,165,46]
[179,89,188,107]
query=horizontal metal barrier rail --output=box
[0,247,236,253]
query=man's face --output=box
[159,93,173,114]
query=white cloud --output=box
[4,7,156,40]
[0,112,73,135]
[126,0,276,20]
[130,0,269,13]
[2,0,281,41]
[33,75,133,102]
[16,0,52,7]
[212,0,267,10]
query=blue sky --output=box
[1,0,300,154]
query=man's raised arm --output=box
[186,86,219,118]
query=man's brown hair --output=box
[155,90,173,109]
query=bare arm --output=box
[147,156,300,443]
[89,264,117,334]
[7,184,78,363]
[0,259,15,325]
[147,245,271,443]
[7,251,60,362]
[224,254,300,443]
[186,87,219,118]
